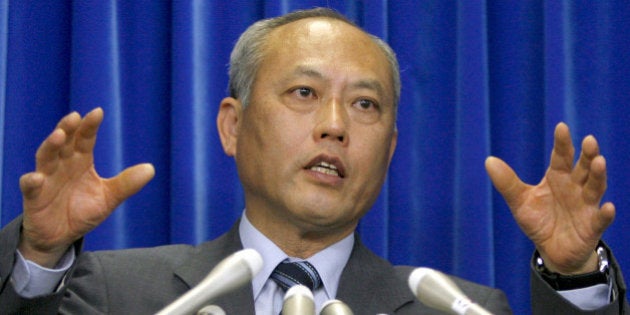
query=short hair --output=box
[228,7,401,110]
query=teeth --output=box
[319,161,338,170]
[310,166,340,176]
[310,161,340,177]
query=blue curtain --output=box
[1,1,629,313]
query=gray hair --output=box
[228,8,401,110]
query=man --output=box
[0,7,626,314]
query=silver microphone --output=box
[156,248,263,315]
[408,267,493,315]
[320,299,354,315]
[196,305,226,315]
[281,285,315,315]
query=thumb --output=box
[105,163,155,208]
[485,156,527,210]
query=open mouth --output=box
[310,161,341,177]
[305,156,346,178]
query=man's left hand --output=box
[485,122,615,274]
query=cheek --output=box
[353,134,394,176]
[272,111,314,145]
[242,109,312,165]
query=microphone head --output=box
[407,267,432,296]
[320,299,354,315]
[284,284,314,301]
[408,267,469,314]
[196,305,226,315]
[231,248,263,277]
[282,285,315,315]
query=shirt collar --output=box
[239,211,354,300]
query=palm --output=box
[24,162,110,250]
[512,172,601,269]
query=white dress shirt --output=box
[239,212,354,314]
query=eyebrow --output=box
[291,65,325,80]
[350,79,386,101]
[289,65,387,101]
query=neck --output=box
[245,209,356,259]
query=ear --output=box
[216,97,242,156]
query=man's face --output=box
[233,18,397,238]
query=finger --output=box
[583,155,607,205]
[571,135,600,185]
[596,201,616,233]
[549,122,575,172]
[35,128,67,175]
[104,163,155,208]
[74,107,104,154]
[35,111,83,173]
[485,156,528,210]
[19,172,45,200]
[56,111,82,159]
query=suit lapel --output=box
[336,235,418,314]
[167,225,433,314]
[172,221,256,314]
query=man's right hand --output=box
[18,108,155,268]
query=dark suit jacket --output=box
[0,216,627,314]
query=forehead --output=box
[266,17,382,61]
[259,18,395,99]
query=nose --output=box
[314,97,348,145]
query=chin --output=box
[296,208,356,229]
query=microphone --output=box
[320,299,354,315]
[281,285,315,315]
[156,248,263,315]
[408,267,493,315]
[196,305,226,315]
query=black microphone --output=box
[281,285,315,315]
[319,299,354,315]
[408,267,493,315]
[156,248,263,315]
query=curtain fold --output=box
[2,1,629,313]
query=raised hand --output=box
[18,108,155,267]
[485,122,615,274]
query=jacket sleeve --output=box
[530,243,628,315]
[0,215,78,314]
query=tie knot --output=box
[270,260,322,292]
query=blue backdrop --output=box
[1,1,629,313]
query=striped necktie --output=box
[270,260,322,292]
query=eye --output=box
[353,99,379,111]
[291,87,317,100]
